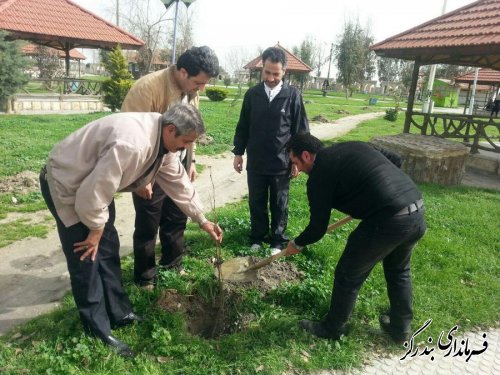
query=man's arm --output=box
[371,145,402,168]
[291,91,310,135]
[232,91,251,156]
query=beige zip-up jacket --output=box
[121,65,198,169]
[46,112,206,230]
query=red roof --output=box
[454,68,500,84]
[371,0,500,69]
[244,43,313,73]
[0,0,144,50]
[21,42,86,60]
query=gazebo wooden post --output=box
[64,42,71,78]
[463,83,471,115]
[404,61,421,133]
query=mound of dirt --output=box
[311,115,329,123]
[335,109,350,115]
[0,171,40,195]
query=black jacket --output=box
[295,142,422,246]
[232,82,309,174]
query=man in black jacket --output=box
[284,134,427,344]
[233,47,309,254]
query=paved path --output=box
[1,112,498,374]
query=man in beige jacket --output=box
[121,46,219,288]
[40,104,222,357]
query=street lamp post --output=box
[160,0,196,64]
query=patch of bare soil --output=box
[157,261,303,338]
[0,171,40,195]
[335,109,350,115]
[311,115,329,123]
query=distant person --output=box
[121,46,219,289]
[491,97,500,117]
[284,134,426,344]
[40,104,223,357]
[232,46,309,255]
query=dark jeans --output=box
[324,209,427,332]
[40,171,132,338]
[132,182,187,285]
[247,171,290,249]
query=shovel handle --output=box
[245,216,352,272]
[326,216,352,232]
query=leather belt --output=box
[394,199,424,216]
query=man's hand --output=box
[135,183,153,200]
[233,155,243,174]
[290,164,299,178]
[188,164,198,182]
[284,240,302,257]
[201,221,224,245]
[74,228,104,261]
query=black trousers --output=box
[40,172,132,338]
[247,171,290,249]
[132,182,187,284]
[324,209,427,332]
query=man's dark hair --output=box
[286,133,324,161]
[262,47,287,68]
[177,46,219,77]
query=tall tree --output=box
[0,32,30,112]
[335,20,374,98]
[435,64,471,80]
[34,45,62,81]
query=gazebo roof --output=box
[0,0,144,50]
[371,0,500,69]
[454,68,500,84]
[21,42,86,60]
[243,43,313,73]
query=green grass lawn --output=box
[0,116,498,374]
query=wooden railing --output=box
[22,78,103,96]
[408,112,500,154]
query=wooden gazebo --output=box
[0,0,144,77]
[371,0,500,155]
[243,43,313,89]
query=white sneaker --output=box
[250,243,262,251]
[270,247,282,256]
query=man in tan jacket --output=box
[40,104,223,357]
[121,46,219,288]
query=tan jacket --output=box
[121,65,198,169]
[46,112,206,230]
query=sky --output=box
[72,0,476,75]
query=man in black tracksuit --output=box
[233,47,309,253]
[285,134,427,344]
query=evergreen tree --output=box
[101,45,134,112]
[335,20,374,98]
[0,31,30,111]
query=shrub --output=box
[223,77,231,87]
[0,31,30,111]
[101,45,133,112]
[205,87,228,102]
[384,107,399,122]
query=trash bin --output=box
[369,98,378,105]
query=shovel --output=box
[243,215,353,272]
[216,216,352,281]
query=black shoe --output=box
[112,312,144,329]
[379,315,410,344]
[299,319,348,340]
[159,253,184,269]
[100,334,135,358]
